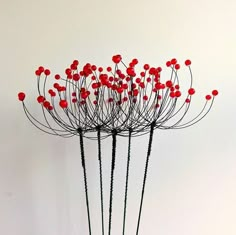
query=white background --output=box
[1,0,236,234]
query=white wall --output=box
[1,0,236,234]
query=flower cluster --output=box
[18,55,218,138]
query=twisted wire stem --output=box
[97,127,105,235]
[79,130,92,235]
[136,122,155,235]
[108,130,117,235]
[122,128,132,235]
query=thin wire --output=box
[79,130,92,235]
[136,122,155,235]
[122,128,132,235]
[97,127,105,235]
[108,130,117,235]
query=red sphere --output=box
[212,90,219,96]
[98,67,103,72]
[175,64,180,70]
[73,60,79,66]
[170,92,175,98]
[65,68,72,76]
[37,95,45,103]
[143,95,148,101]
[140,71,145,77]
[166,61,171,67]
[44,69,51,76]
[38,66,44,72]
[91,65,97,71]
[54,74,60,80]
[70,63,77,70]
[107,66,112,72]
[185,59,191,66]
[127,67,135,77]
[43,101,50,108]
[18,92,25,101]
[112,54,122,64]
[188,88,195,95]
[123,97,128,102]
[171,58,177,65]
[73,74,80,81]
[185,98,191,103]
[44,101,50,108]
[175,90,181,97]
[144,64,150,70]
[48,106,54,111]
[59,100,68,108]
[205,95,212,100]
[132,58,138,65]
[35,70,41,76]
[166,80,173,88]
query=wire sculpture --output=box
[18,55,218,235]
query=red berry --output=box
[117,87,124,94]
[171,58,177,65]
[175,85,180,89]
[157,67,162,72]
[65,68,72,76]
[35,70,41,76]
[133,89,139,96]
[93,100,98,105]
[130,62,135,68]
[55,74,60,80]
[59,100,68,108]
[48,106,54,111]
[147,77,151,82]
[206,95,212,100]
[122,83,128,89]
[166,80,173,88]
[139,82,145,89]
[166,61,171,67]
[91,65,97,71]
[72,98,77,103]
[123,97,128,102]
[143,64,150,70]
[175,64,180,70]
[107,66,112,72]
[44,69,51,76]
[127,67,135,77]
[70,63,77,70]
[73,60,79,66]
[139,72,144,77]
[143,95,148,101]
[112,54,122,64]
[43,101,50,108]
[37,95,45,103]
[185,59,191,66]
[175,90,181,97]
[18,92,25,101]
[38,66,44,72]
[73,73,80,81]
[132,58,138,65]
[98,67,103,72]
[212,90,218,96]
[170,92,175,98]
[188,88,195,95]
[185,98,191,103]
